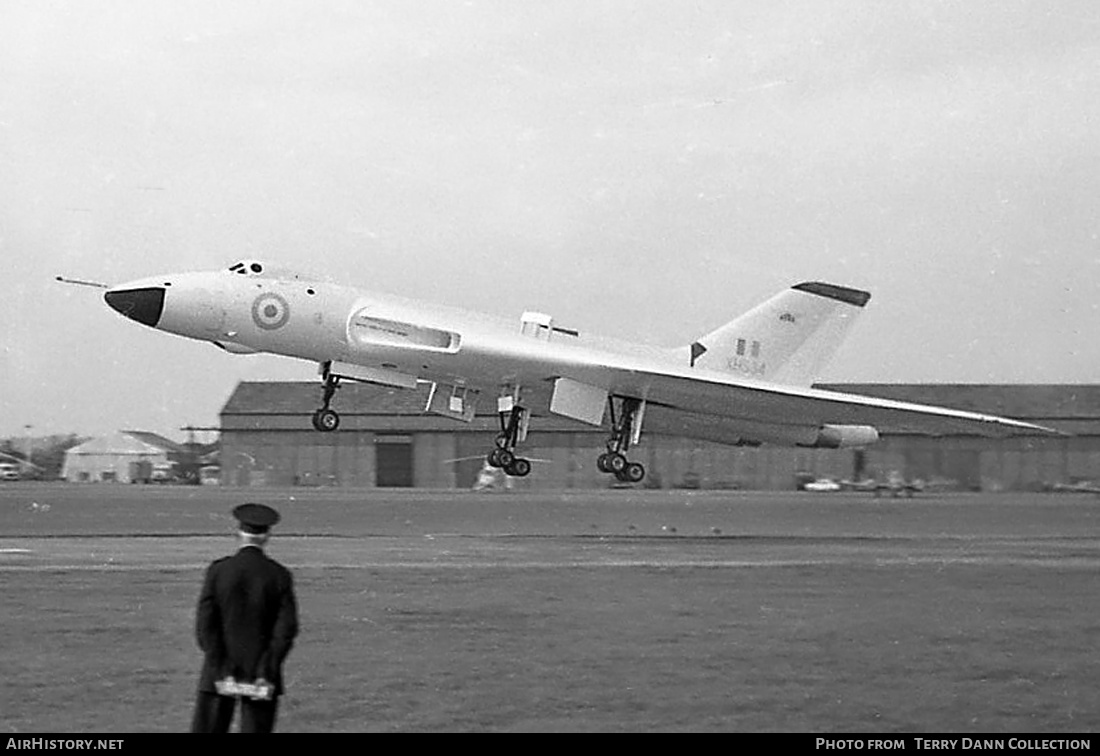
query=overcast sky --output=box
[2,0,1099,441]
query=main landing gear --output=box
[487,403,532,477]
[311,362,341,432]
[597,397,646,484]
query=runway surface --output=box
[3,484,1099,572]
[3,484,1100,732]
[1,531,1099,572]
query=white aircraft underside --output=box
[101,259,1060,483]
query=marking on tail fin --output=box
[726,356,767,376]
[690,342,707,367]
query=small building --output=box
[218,382,1100,491]
[62,431,183,483]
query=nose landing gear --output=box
[311,362,341,432]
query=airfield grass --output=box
[2,485,1100,732]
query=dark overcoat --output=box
[195,546,299,696]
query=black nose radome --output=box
[104,287,165,327]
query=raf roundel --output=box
[251,292,291,330]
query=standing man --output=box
[191,503,299,733]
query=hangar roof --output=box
[221,382,1100,436]
[122,430,185,453]
[220,381,589,433]
[65,431,181,457]
[223,382,1100,419]
[817,384,1100,421]
[222,381,433,416]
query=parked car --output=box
[151,463,176,483]
[803,477,841,492]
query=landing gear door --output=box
[549,377,606,426]
[425,382,479,423]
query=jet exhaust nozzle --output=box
[810,424,880,449]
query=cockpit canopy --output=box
[227,260,266,275]
[225,260,313,281]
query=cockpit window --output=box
[225,259,314,282]
[227,260,264,275]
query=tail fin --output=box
[676,282,870,386]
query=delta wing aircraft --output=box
[101,260,1059,482]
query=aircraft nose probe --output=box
[103,286,166,328]
[57,275,165,329]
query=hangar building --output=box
[218,382,1100,491]
[62,431,183,483]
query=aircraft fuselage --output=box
[104,266,677,401]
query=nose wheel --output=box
[312,407,340,432]
[311,362,341,432]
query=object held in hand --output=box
[215,676,273,700]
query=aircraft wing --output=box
[543,353,1062,443]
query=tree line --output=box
[0,435,88,480]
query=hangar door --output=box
[941,449,981,491]
[375,436,414,487]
